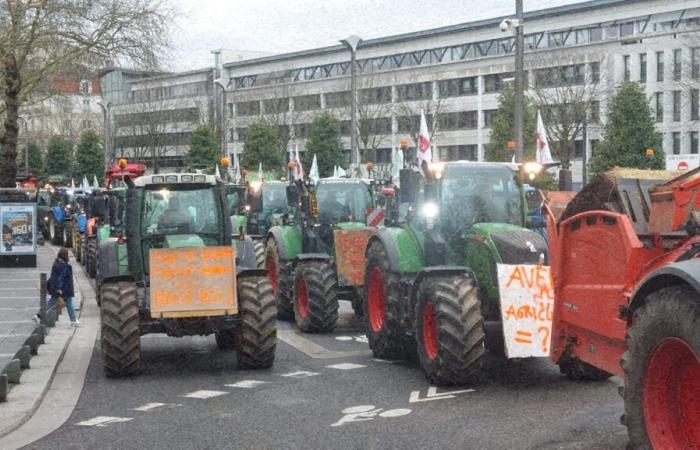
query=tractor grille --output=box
[491,230,547,265]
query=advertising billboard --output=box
[0,204,36,254]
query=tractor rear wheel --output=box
[50,218,63,246]
[87,238,97,278]
[63,223,73,248]
[75,232,82,262]
[100,281,140,377]
[622,286,700,450]
[363,242,410,359]
[253,240,265,269]
[81,236,87,266]
[415,274,485,386]
[266,239,292,319]
[235,276,277,369]
[293,261,339,333]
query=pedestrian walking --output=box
[46,247,80,326]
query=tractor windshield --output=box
[263,183,287,213]
[226,188,243,214]
[316,181,372,224]
[440,165,523,228]
[142,187,222,239]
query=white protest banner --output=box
[666,154,700,171]
[497,264,554,358]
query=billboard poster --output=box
[666,154,700,171]
[0,204,36,254]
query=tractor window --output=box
[263,183,287,213]
[142,187,221,239]
[440,166,523,228]
[38,192,49,206]
[226,190,242,214]
[316,181,372,223]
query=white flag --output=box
[417,109,432,173]
[333,165,338,177]
[336,166,347,177]
[309,154,320,182]
[294,144,304,180]
[215,164,221,178]
[233,151,241,183]
[392,146,403,187]
[70,178,75,189]
[92,175,99,189]
[536,110,554,164]
[82,176,89,191]
[258,162,264,181]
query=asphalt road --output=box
[25,299,628,450]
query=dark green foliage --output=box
[484,85,537,162]
[187,125,220,171]
[242,121,283,172]
[590,82,664,174]
[45,136,72,177]
[26,141,44,179]
[74,130,104,183]
[304,112,344,178]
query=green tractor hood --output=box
[164,234,206,248]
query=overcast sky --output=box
[170,0,591,70]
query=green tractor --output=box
[97,172,277,377]
[360,162,547,385]
[265,177,378,332]
[228,180,291,268]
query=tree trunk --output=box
[1,57,21,188]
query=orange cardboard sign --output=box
[149,246,237,318]
[334,228,374,286]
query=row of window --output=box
[115,108,200,127]
[624,48,700,83]
[129,81,210,103]
[233,11,700,89]
[654,90,700,123]
[671,131,700,155]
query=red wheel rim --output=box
[422,302,438,360]
[267,257,278,294]
[643,337,700,448]
[367,267,385,332]
[296,278,309,318]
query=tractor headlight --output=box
[44,217,49,222]
[523,162,543,181]
[250,180,262,193]
[422,202,438,219]
[429,162,445,179]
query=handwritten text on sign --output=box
[496,264,553,358]
[149,246,236,318]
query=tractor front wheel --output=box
[50,218,63,246]
[87,238,97,278]
[293,261,339,333]
[63,223,73,248]
[266,239,292,319]
[622,286,700,449]
[100,281,141,377]
[415,274,485,386]
[364,242,410,359]
[253,240,265,269]
[235,276,277,368]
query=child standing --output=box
[47,247,80,326]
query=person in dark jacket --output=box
[47,248,80,326]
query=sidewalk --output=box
[0,244,89,437]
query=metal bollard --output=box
[39,273,47,326]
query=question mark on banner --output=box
[538,326,550,354]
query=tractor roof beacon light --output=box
[220,157,230,169]
[118,159,128,170]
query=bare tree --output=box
[0,0,173,186]
[530,59,602,169]
[260,86,299,161]
[393,87,445,149]
[354,81,394,163]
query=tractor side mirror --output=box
[286,185,299,208]
[399,169,416,203]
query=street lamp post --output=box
[97,102,111,169]
[18,114,31,175]
[340,35,362,167]
[500,1,524,163]
[214,79,227,158]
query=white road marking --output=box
[280,370,321,378]
[225,380,268,389]
[334,336,353,341]
[181,390,229,399]
[378,408,412,418]
[326,363,366,370]
[131,402,180,412]
[331,405,412,427]
[75,416,133,427]
[408,386,475,403]
[372,358,400,364]
[278,328,370,359]
[334,335,369,344]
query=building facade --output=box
[221,0,700,180]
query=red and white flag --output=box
[535,110,554,164]
[417,109,432,173]
[294,144,304,180]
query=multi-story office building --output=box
[222,0,700,180]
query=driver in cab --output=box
[158,196,194,233]
[318,190,350,223]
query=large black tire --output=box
[86,238,97,278]
[100,281,141,377]
[363,242,411,359]
[253,240,265,269]
[621,286,700,450]
[235,276,277,369]
[293,260,339,333]
[350,288,364,318]
[41,219,50,241]
[63,223,73,248]
[414,274,485,386]
[74,231,83,263]
[80,236,87,266]
[50,218,63,246]
[266,239,293,319]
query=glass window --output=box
[236,100,260,117]
[640,53,647,83]
[325,91,351,109]
[674,49,682,81]
[693,48,700,79]
[263,98,289,113]
[606,24,619,40]
[673,90,681,121]
[591,62,600,83]
[293,94,321,111]
[142,187,221,239]
[360,87,391,105]
[620,22,635,37]
[623,55,630,81]
[673,132,681,154]
[589,27,603,42]
[657,51,664,82]
[655,92,664,123]
[692,132,699,154]
[262,182,288,213]
[692,89,700,120]
[590,101,600,123]
[438,77,477,97]
[396,82,432,102]
[315,180,372,223]
[483,110,496,128]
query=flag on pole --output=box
[333,165,338,177]
[258,162,264,181]
[392,146,404,187]
[417,109,432,174]
[92,175,99,189]
[309,154,319,182]
[336,166,347,177]
[82,176,89,191]
[293,144,303,180]
[215,164,221,178]
[535,110,554,164]
[233,151,241,183]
